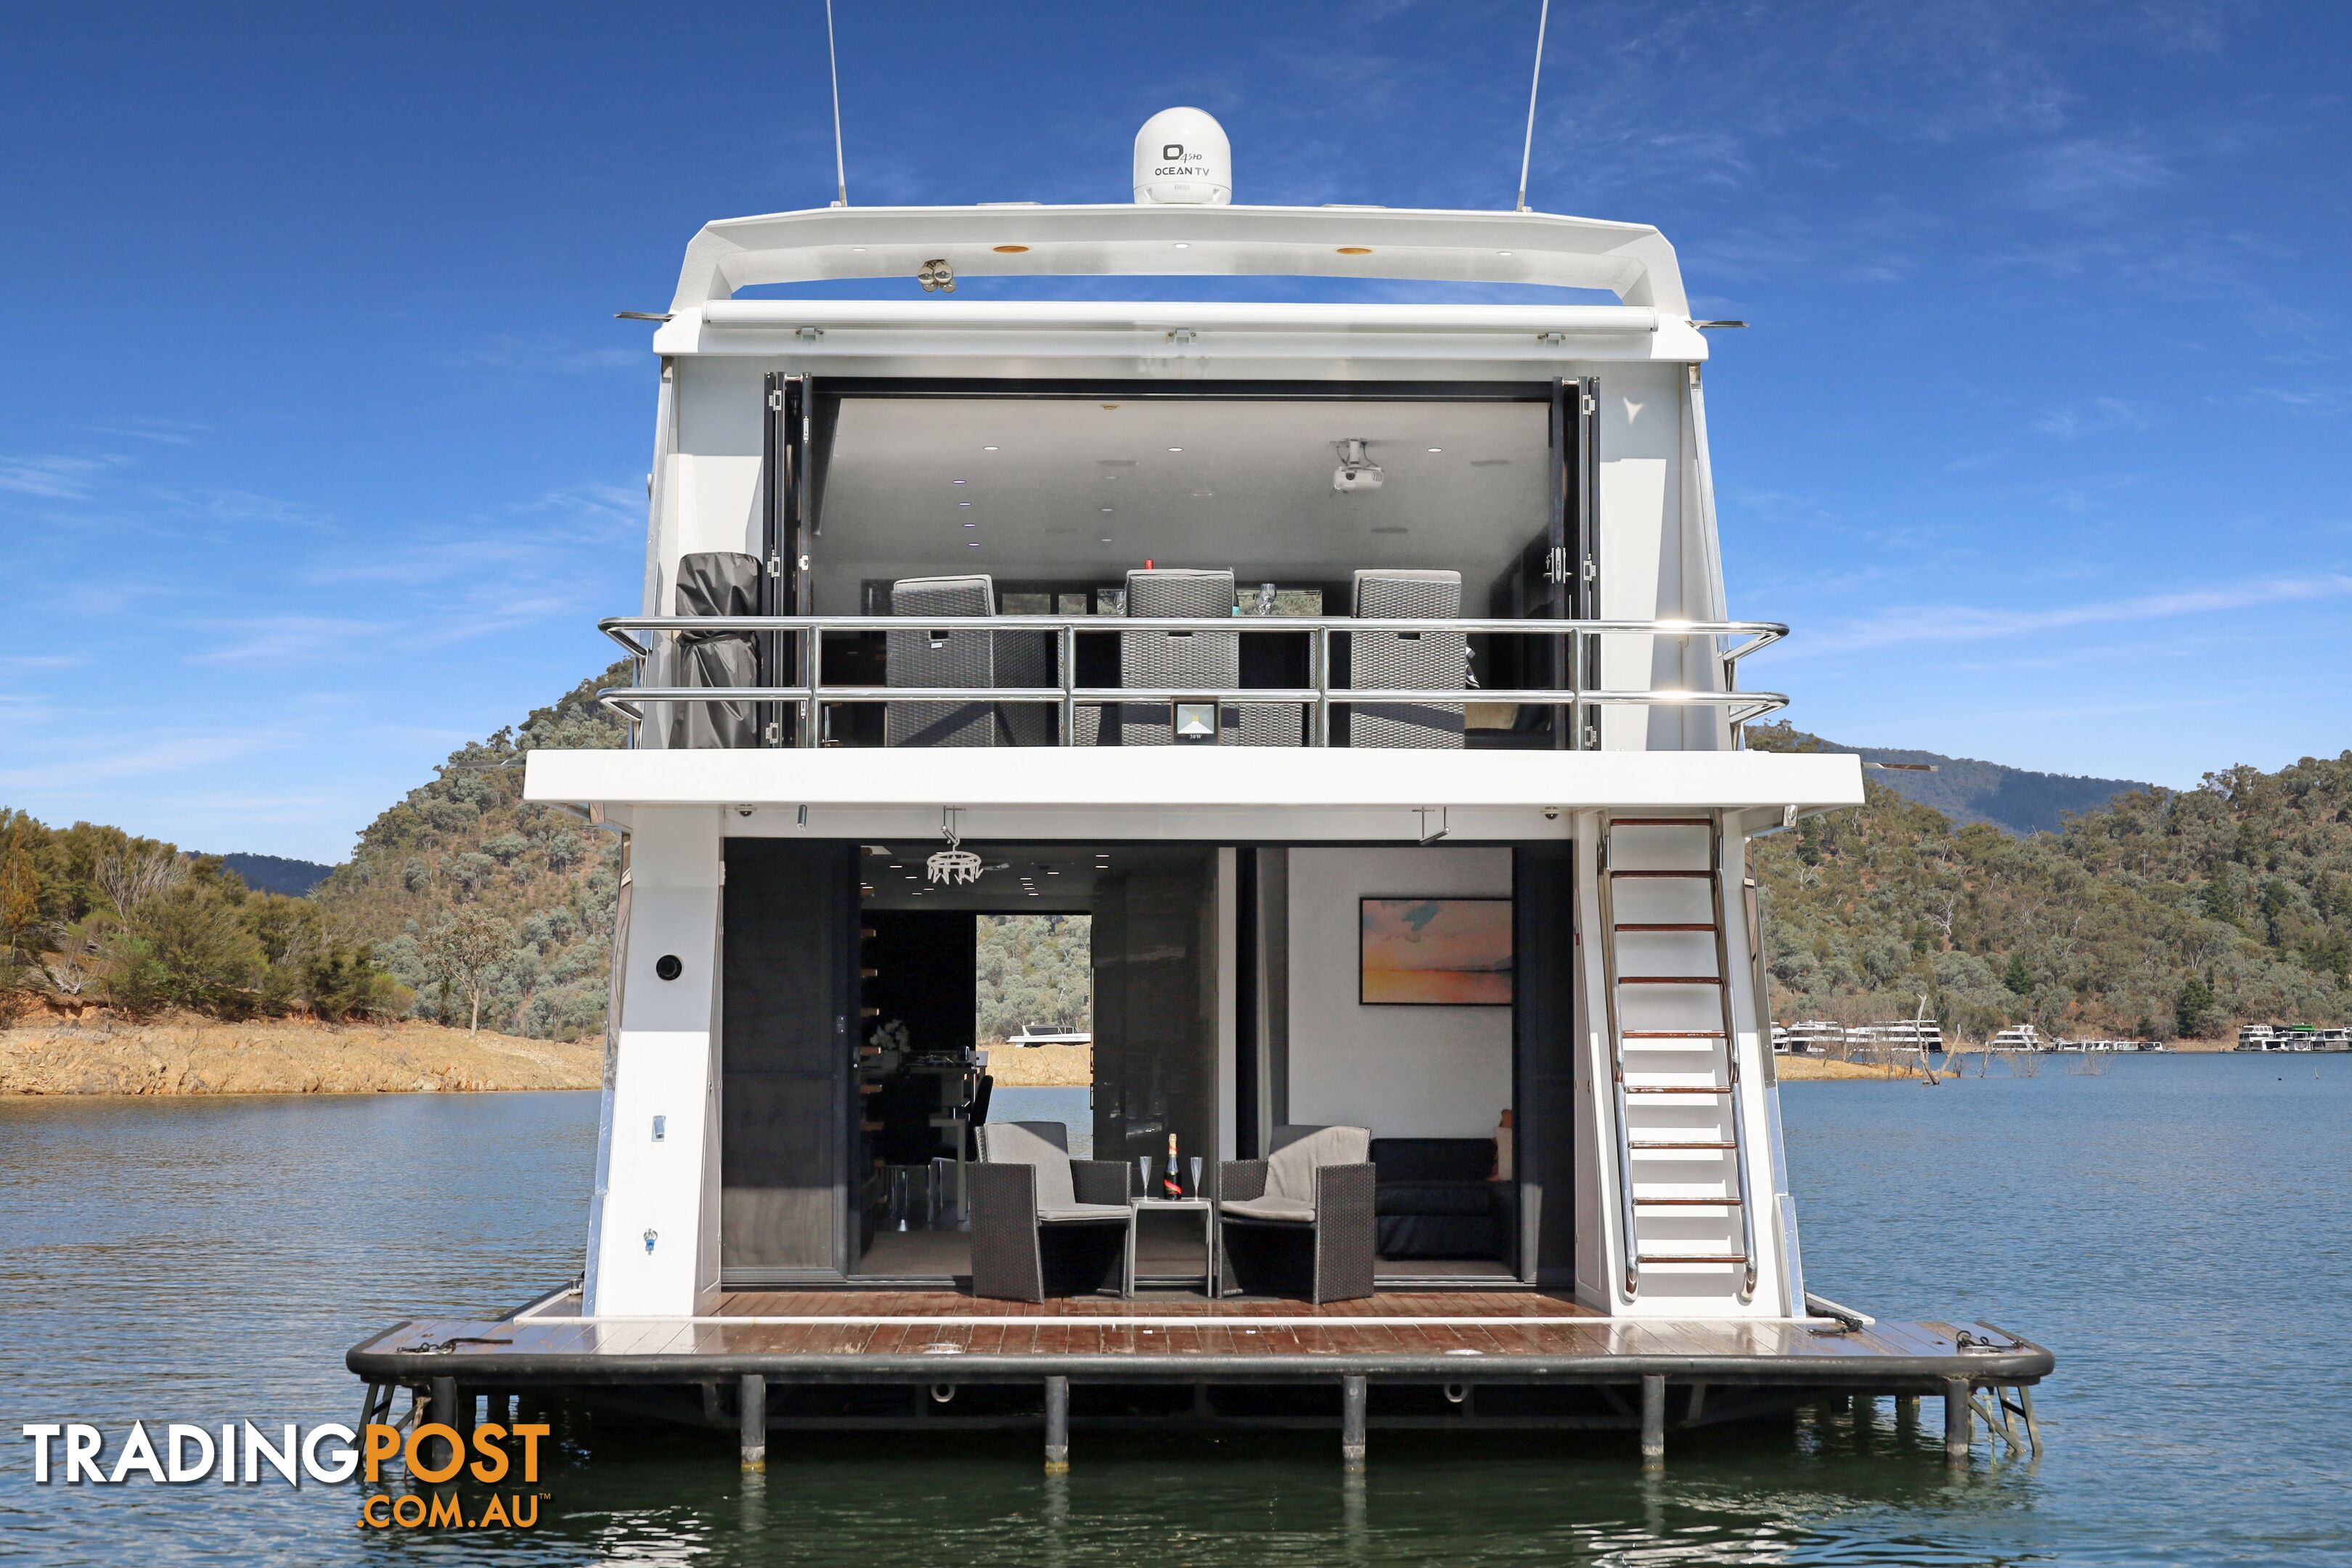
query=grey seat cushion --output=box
[1267,1124,1371,1204]
[1038,1203,1132,1223]
[1220,1195,1317,1222]
[976,1120,1075,1211]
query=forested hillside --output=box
[12,665,2347,1050]
[1749,724,2352,1040]
[976,915,1091,1041]
[1822,738,2151,837]
[306,663,632,1040]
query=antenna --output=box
[1514,0,1551,212]
[824,0,849,207]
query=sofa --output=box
[1369,1138,1516,1261]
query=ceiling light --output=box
[1336,246,1373,256]
[1167,446,1183,453]
[1427,447,1443,453]
[1098,536,1111,544]
[1172,242,1191,250]
[1496,250,1513,257]
[1101,507,1114,513]
[952,478,966,484]
[958,501,972,507]
[963,520,976,528]
[968,541,981,548]
[982,445,998,452]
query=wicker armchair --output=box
[1217,1124,1377,1303]
[968,1122,1133,1302]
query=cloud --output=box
[0,730,289,792]
[441,335,642,375]
[151,486,336,531]
[184,616,397,667]
[2242,386,2345,415]
[0,454,128,499]
[2033,397,2147,438]
[78,417,208,446]
[2013,135,2173,211]
[1803,573,2352,654]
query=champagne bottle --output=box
[1164,1132,1183,1199]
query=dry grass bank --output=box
[987,1042,1092,1087]
[0,1014,601,1095]
[1775,1053,1932,1082]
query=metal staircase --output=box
[1597,813,1757,1302]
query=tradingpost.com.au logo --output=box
[21,1418,551,1531]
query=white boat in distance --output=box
[1005,1024,1092,1048]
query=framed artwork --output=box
[1359,897,1512,1006]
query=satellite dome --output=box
[1133,107,1232,206]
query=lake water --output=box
[4,1055,2348,1565]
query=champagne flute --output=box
[1190,1156,1203,1198]
[1138,1154,1152,1199]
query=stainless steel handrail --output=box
[592,613,1791,745]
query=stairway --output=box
[1597,813,1757,1302]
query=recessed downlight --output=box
[1167,446,1183,453]
[982,444,999,452]
[1427,447,1444,453]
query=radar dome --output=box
[1133,107,1231,205]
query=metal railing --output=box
[594,613,1789,748]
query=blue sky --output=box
[2,1,2345,862]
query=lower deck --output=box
[351,1285,2050,1397]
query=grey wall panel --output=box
[1514,844,1577,1286]
[722,838,856,1274]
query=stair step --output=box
[1618,975,1723,985]
[1630,1140,1738,1151]
[1633,1196,1742,1206]
[1614,923,1718,933]
[1636,1253,1747,1265]
[1622,1029,1726,1039]
[1609,869,1712,880]
[1625,1085,1728,1095]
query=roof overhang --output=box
[667,203,1691,317]
[526,748,1861,841]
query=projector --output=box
[1332,438,1384,493]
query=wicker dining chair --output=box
[968,1122,1134,1301]
[1217,1124,1377,1303]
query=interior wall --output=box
[1286,846,1513,1140]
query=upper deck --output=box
[530,195,1843,814]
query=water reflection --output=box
[7,1059,2349,1565]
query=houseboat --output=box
[348,112,2049,1470]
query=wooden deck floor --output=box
[348,1286,2051,1389]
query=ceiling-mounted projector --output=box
[1332,438,1384,493]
